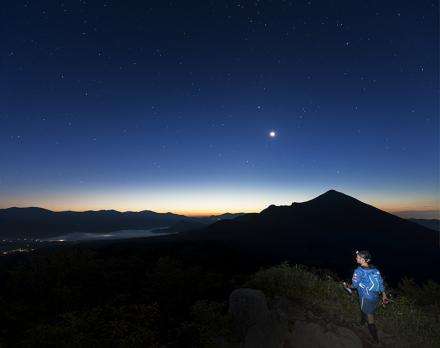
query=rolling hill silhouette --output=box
[179,190,440,282]
[0,208,186,238]
[0,207,245,238]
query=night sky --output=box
[1,1,438,217]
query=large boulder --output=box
[228,289,364,348]
[228,288,289,348]
[228,288,271,336]
[285,321,362,348]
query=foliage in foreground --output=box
[0,246,249,348]
[22,304,164,348]
[1,246,439,348]
[244,262,440,348]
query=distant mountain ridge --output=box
[408,218,440,231]
[0,207,245,238]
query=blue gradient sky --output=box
[1,1,438,217]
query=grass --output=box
[240,262,440,348]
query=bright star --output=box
[269,131,276,137]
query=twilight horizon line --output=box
[1,188,438,219]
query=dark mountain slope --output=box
[180,190,439,282]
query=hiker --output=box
[344,250,389,346]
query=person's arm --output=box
[377,270,389,304]
[343,269,361,289]
[351,268,361,289]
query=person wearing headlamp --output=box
[344,250,389,346]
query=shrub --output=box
[21,303,164,348]
[245,262,440,348]
[177,300,237,348]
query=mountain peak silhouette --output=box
[319,189,347,197]
[261,189,368,216]
[304,189,370,208]
[309,189,361,203]
[182,189,440,282]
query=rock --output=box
[210,336,235,348]
[244,312,288,348]
[229,289,363,348]
[229,288,289,348]
[229,288,270,337]
[272,295,306,322]
[335,327,362,347]
[286,321,362,348]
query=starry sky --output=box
[1,1,438,217]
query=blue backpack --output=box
[352,266,384,299]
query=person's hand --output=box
[342,282,353,294]
[382,293,389,305]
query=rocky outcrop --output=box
[285,321,362,348]
[228,288,364,348]
[228,288,288,348]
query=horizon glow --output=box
[1,185,438,218]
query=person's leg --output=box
[363,297,380,344]
[358,297,367,325]
[367,314,379,344]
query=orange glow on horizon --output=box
[4,203,438,218]
[45,207,258,216]
[1,187,438,218]
[375,203,439,213]
[161,209,257,217]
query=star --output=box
[269,131,276,138]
